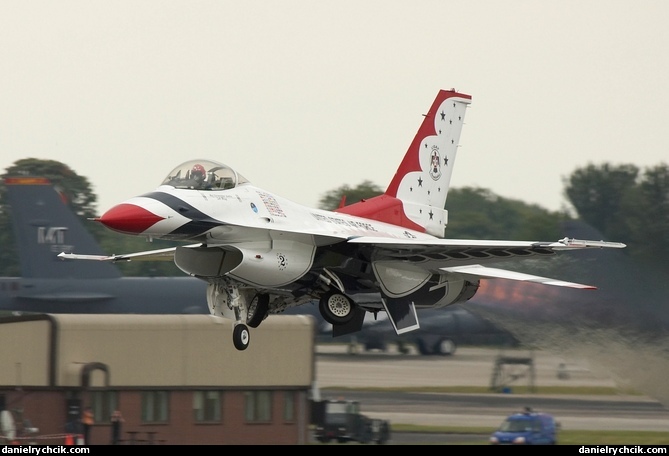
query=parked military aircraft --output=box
[59,89,626,351]
[283,301,518,355]
[0,176,208,314]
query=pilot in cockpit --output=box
[162,160,247,190]
[190,164,207,189]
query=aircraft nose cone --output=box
[99,203,165,234]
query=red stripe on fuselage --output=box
[99,203,165,234]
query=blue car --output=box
[490,410,558,445]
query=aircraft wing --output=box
[58,244,202,262]
[440,264,595,289]
[347,236,625,290]
[347,236,625,263]
[347,236,626,251]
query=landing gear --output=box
[207,280,260,351]
[233,324,250,351]
[319,290,355,325]
[247,293,269,328]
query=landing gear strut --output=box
[207,280,259,351]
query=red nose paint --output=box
[99,203,164,234]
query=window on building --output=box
[244,391,272,422]
[283,391,295,422]
[193,391,222,422]
[90,391,118,423]
[141,391,169,423]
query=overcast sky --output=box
[2,1,668,217]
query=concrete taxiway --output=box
[314,345,669,432]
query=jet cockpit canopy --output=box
[161,159,249,190]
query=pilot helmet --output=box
[191,164,206,179]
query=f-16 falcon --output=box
[59,89,626,351]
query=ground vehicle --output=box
[312,399,390,444]
[369,418,391,444]
[490,409,558,445]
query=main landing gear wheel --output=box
[247,293,270,328]
[233,324,250,351]
[319,290,355,325]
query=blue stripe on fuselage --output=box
[142,191,223,239]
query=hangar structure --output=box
[0,313,315,445]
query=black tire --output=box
[247,293,269,328]
[319,291,355,325]
[233,324,250,351]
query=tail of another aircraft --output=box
[4,177,122,279]
[336,89,471,237]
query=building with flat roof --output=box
[0,313,315,445]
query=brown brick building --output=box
[0,313,315,445]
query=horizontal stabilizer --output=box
[441,264,596,289]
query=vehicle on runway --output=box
[490,409,558,445]
[312,399,390,444]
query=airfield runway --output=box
[314,345,669,433]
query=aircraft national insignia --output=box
[429,146,442,180]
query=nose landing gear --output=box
[233,324,250,351]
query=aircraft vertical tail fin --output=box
[4,177,122,279]
[336,89,471,237]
